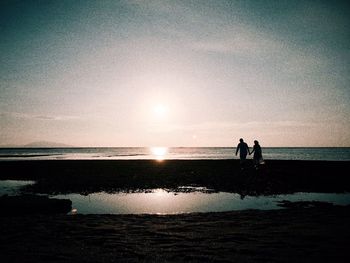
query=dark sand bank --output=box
[1,160,350,195]
[1,206,349,263]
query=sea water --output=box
[1,147,350,161]
[1,181,349,214]
[53,190,350,215]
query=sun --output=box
[153,104,168,119]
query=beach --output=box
[1,159,350,195]
[1,160,350,262]
[0,206,349,263]
[0,160,350,195]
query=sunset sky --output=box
[1,0,349,147]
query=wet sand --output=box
[1,159,350,195]
[1,160,350,262]
[1,206,350,262]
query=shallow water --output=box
[1,181,349,214]
[0,180,35,196]
[54,190,350,215]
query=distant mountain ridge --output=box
[23,141,72,148]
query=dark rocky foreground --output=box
[0,195,71,215]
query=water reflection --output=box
[1,181,349,215]
[150,147,168,161]
[0,180,35,196]
[52,190,350,215]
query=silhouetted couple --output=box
[235,138,263,169]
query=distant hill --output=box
[23,141,72,148]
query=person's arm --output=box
[235,144,239,155]
[250,145,255,155]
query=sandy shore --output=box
[1,159,350,195]
[1,160,350,262]
[1,206,349,263]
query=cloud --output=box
[0,112,79,121]
[146,120,317,134]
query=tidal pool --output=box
[1,181,349,215]
[53,189,350,215]
[0,180,35,196]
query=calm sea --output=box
[0,147,350,161]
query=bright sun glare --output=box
[153,104,168,119]
[151,147,168,161]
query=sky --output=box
[1,0,349,147]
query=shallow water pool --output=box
[53,189,350,215]
[1,181,349,214]
[0,180,35,196]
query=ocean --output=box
[0,147,350,161]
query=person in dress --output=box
[250,140,263,169]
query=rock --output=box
[0,194,72,215]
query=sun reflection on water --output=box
[150,147,168,161]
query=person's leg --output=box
[254,157,259,169]
[240,155,247,169]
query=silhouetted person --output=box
[236,138,249,168]
[250,140,263,169]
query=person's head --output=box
[239,138,243,143]
[254,140,259,145]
